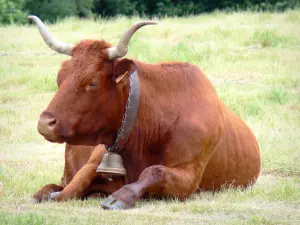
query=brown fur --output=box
[33,144,125,202]
[36,39,260,207]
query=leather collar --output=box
[105,69,140,152]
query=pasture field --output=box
[0,10,300,225]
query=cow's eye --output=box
[86,81,98,92]
[89,82,97,87]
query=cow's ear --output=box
[115,71,129,84]
[113,59,136,84]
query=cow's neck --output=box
[105,68,140,153]
[120,61,173,182]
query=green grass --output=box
[1,10,300,225]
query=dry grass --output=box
[0,10,300,225]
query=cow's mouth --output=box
[42,129,109,146]
[38,124,72,144]
[41,133,67,144]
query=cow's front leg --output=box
[52,145,106,201]
[32,183,63,203]
[102,164,200,210]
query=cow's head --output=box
[29,16,156,145]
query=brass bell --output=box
[96,152,126,175]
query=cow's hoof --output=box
[101,195,133,210]
[31,197,41,204]
[32,195,48,203]
[49,191,61,201]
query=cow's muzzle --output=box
[37,112,64,143]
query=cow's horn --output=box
[107,21,157,60]
[28,15,74,56]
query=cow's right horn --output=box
[107,21,157,60]
[28,15,74,56]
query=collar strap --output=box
[106,69,140,152]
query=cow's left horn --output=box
[28,15,74,56]
[107,21,157,60]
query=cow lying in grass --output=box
[29,15,261,210]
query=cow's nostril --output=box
[38,112,59,137]
[48,118,57,127]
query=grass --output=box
[0,10,300,224]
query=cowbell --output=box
[96,152,126,175]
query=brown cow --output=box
[32,144,125,202]
[29,15,261,210]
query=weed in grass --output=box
[268,88,288,104]
[246,29,298,48]
[187,203,214,214]
[247,215,273,225]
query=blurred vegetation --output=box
[0,0,300,24]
